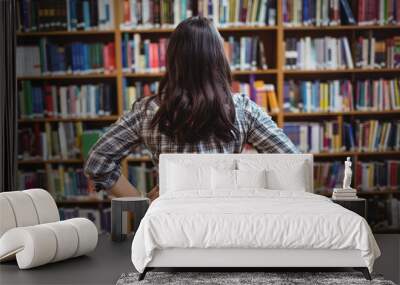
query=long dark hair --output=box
[148,16,239,144]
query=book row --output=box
[283,78,400,113]
[16,40,115,76]
[314,160,399,192]
[128,165,158,195]
[345,120,400,152]
[120,0,276,29]
[59,207,111,233]
[355,36,400,69]
[282,0,356,26]
[122,78,279,113]
[17,0,115,32]
[357,0,400,26]
[121,34,268,73]
[123,80,159,111]
[18,82,116,119]
[285,36,353,70]
[231,79,279,113]
[356,160,399,191]
[18,163,157,201]
[18,123,106,160]
[284,120,400,153]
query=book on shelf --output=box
[282,0,356,26]
[17,0,114,32]
[121,33,168,73]
[231,77,279,113]
[123,79,159,111]
[59,207,111,233]
[119,0,276,29]
[17,40,115,76]
[356,160,399,191]
[355,78,400,111]
[351,120,400,152]
[17,169,47,190]
[283,121,342,153]
[16,46,41,76]
[315,160,399,194]
[283,78,400,113]
[128,165,158,196]
[314,161,345,192]
[283,79,354,113]
[285,36,353,70]
[358,0,400,26]
[18,122,108,160]
[223,36,268,70]
[81,130,103,160]
[122,33,268,73]
[355,36,400,69]
[18,81,116,119]
[46,166,98,200]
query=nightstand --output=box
[331,198,367,219]
[111,197,150,242]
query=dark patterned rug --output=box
[116,271,395,285]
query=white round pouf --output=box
[0,192,39,227]
[23,189,60,223]
[0,226,57,269]
[0,196,17,237]
[43,221,79,262]
[66,218,98,257]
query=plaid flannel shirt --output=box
[84,93,299,191]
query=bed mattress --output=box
[131,190,380,273]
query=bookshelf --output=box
[16,0,400,233]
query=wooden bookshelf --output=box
[18,116,119,123]
[16,0,400,225]
[17,74,117,80]
[283,25,400,31]
[121,25,278,33]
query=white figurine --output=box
[343,157,352,190]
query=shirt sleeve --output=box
[242,94,299,153]
[84,102,143,191]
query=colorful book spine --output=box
[285,36,354,70]
[17,40,115,76]
[128,165,158,196]
[358,0,400,26]
[356,160,399,191]
[17,122,108,160]
[355,78,400,111]
[231,78,279,113]
[17,0,114,32]
[353,120,400,152]
[120,0,276,29]
[18,81,115,119]
[283,79,354,113]
[283,121,342,153]
[282,0,355,26]
[123,80,160,112]
[355,36,400,69]
[313,161,345,192]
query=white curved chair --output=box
[0,189,98,269]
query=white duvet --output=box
[131,190,380,273]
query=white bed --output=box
[131,154,380,280]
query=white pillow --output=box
[212,168,237,190]
[266,168,307,192]
[237,159,308,191]
[236,169,267,189]
[167,162,212,191]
